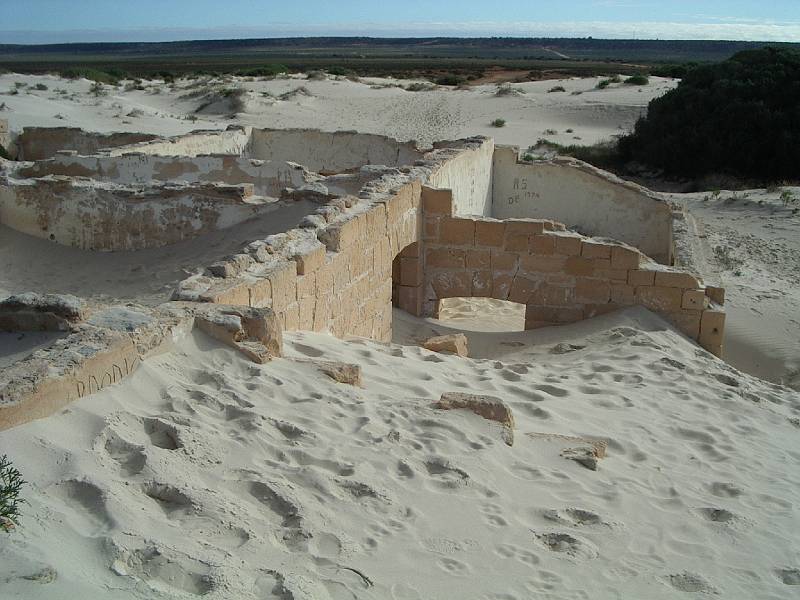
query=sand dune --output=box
[1,308,798,599]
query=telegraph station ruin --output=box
[0,122,726,428]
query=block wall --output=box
[194,182,423,342]
[416,186,725,356]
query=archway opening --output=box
[436,297,526,333]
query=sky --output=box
[1,0,799,44]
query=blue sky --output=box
[2,0,799,43]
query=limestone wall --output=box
[0,119,10,154]
[491,147,674,264]
[15,127,159,161]
[19,153,313,197]
[427,138,495,217]
[247,129,424,172]
[399,187,725,356]
[0,177,274,251]
[173,182,423,341]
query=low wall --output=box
[0,119,10,154]
[491,147,674,264]
[247,129,424,173]
[15,127,159,161]
[390,187,725,356]
[0,177,274,251]
[427,138,494,217]
[19,153,313,197]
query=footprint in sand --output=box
[436,557,470,575]
[142,483,195,518]
[495,543,540,566]
[542,508,608,528]
[664,572,717,593]
[102,429,147,476]
[532,532,598,560]
[775,568,800,585]
[708,482,744,498]
[142,417,182,450]
[480,502,509,527]
[48,479,116,535]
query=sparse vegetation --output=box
[435,74,466,86]
[405,82,435,92]
[90,81,107,97]
[34,83,48,91]
[548,85,566,93]
[543,128,558,135]
[306,70,326,81]
[624,74,650,85]
[780,190,797,207]
[491,118,507,128]
[495,84,523,97]
[1,455,25,532]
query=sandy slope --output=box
[0,73,676,149]
[1,308,799,600]
[672,189,800,390]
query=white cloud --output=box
[2,20,800,44]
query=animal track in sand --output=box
[664,572,717,593]
[495,543,540,566]
[125,546,215,596]
[532,532,598,560]
[696,507,739,524]
[287,449,355,476]
[424,458,470,489]
[237,480,301,527]
[436,557,470,575]
[542,508,607,527]
[708,482,744,498]
[481,502,509,527]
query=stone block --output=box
[431,271,471,299]
[529,284,574,307]
[504,234,529,252]
[611,283,635,304]
[195,305,282,363]
[292,243,326,275]
[400,257,423,286]
[436,392,514,446]
[492,274,513,301]
[682,289,709,310]
[439,218,475,246]
[475,220,505,247]
[423,334,468,357]
[610,246,641,270]
[636,286,683,312]
[426,247,465,269]
[575,278,611,304]
[705,286,725,306]
[491,251,518,272]
[466,249,491,269]
[564,256,594,277]
[398,285,423,316]
[628,269,656,287]
[400,241,420,258]
[699,309,725,356]
[422,186,453,216]
[581,242,611,259]
[654,271,702,289]
[554,235,583,256]
[508,276,540,304]
[666,310,702,338]
[424,217,440,241]
[506,219,545,235]
[318,217,359,251]
[472,271,493,297]
[520,255,567,274]
[319,362,362,386]
[531,234,556,255]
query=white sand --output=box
[2,72,800,599]
[0,73,676,149]
[1,308,798,599]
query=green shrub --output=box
[61,68,119,85]
[326,66,350,76]
[1,455,25,531]
[34,83,48,91]
[619,47,800,181]
[491,118,506,128]
[624,74,650,85]
[596,79,612,89]
[548,85,566,93]
[435,74,465,86]
[405,82,434,92]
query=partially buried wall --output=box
[425,138,495,217]
[491,146,674,264]
[15,127,159,161]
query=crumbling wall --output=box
[0,177,272,251]
[491,146,674,264]
[173,182,423,341]
[15,127,158,161]
[0,119,10,155]
[402,186,725,356]
[19,153,313,197]
[247,129,424,172]
[427,138,494,217]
